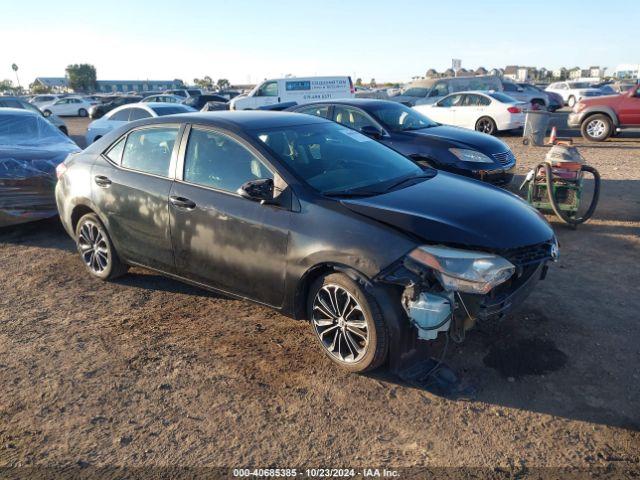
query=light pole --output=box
[11,63,20,90]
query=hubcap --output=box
[586,119,606,138]
[312,284,369,363]
[78,221,109,273]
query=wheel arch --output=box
[292,262,373,320]
[581,107,619,127]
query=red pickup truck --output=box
[568,84,640,141]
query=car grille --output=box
[501,242,552,267]
[491,150,516,167]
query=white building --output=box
[613,64,640,79]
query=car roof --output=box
[137,110,330,130]
[0,108,39,117]
[292,98,402,109]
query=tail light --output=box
[348,76,355,94]
[55,162,68,179]
[507,106,522,114]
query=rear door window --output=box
[110,109,131,121]
[333,106,377,131]
[120,127,179,177]
[129,108,152,121]
[438,94,463,107]
[296,105,331,118]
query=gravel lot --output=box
[1,116,639,477]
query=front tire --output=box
[475,116,497,135]
[581,114,611,142]
[43,109,52,117]
[307,273,388,373]
[78,108,88,117]
[75,213,127,280]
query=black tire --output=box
[475,116,497,135]
[581,114,612,142]
[43,109,52,117]
[75,213,127,281]
[567,95,576,108]
[307,272,388,373]
[78,108,88,117]
[59,126,68,136]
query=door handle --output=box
[169,196,196,209]
[94,175,112,187]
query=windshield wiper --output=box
[384,172,435,192]
[323,189,382,198]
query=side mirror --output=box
[360,125,383,139]
[237,178,274,203]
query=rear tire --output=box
[581,114,611,142]
[78,108,88,117]
[307,273,388,373]
[43,109,52,117]
[59,126,68,136]
[75,213,127,281]
[567,96,576,108]
[475,116,497,135]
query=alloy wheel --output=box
[312,284,369,363]
[477,118,494,134]
[78,221,110,274]
[586,119,606,139]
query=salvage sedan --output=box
[55,112,557,373]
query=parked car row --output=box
[85,102,196,144]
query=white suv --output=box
[545,81,603,107]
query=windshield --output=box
[151,106,194,115]
[251,122,424,195]
[369,102,438,132]
[569,82,591,89]
[487,92,518,103]
[401,88,429,97]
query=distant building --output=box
[32,77,71,93]
[31,77,184,94]
[503,66,534,82]
[489,67,503,77]
[552,67,567,80]
[589,66,606,78]
[613,64,640,79]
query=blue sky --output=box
[1,0,637,86]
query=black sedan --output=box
[89,96,143,119]
[288,99,516,186]
[55,111,557,373]
[183,94,229,110]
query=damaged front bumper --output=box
[378,240,555,347]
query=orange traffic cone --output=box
[549,126,558,144]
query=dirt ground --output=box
[1,116,639,477]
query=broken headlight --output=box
[408,245,515,295]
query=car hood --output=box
[340,172,554,251]
[579,94,624,106]
[404,125,510,153]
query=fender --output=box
[580,106,620,126]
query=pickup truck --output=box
[568,84,640,141]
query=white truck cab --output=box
[230,76,354,110]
